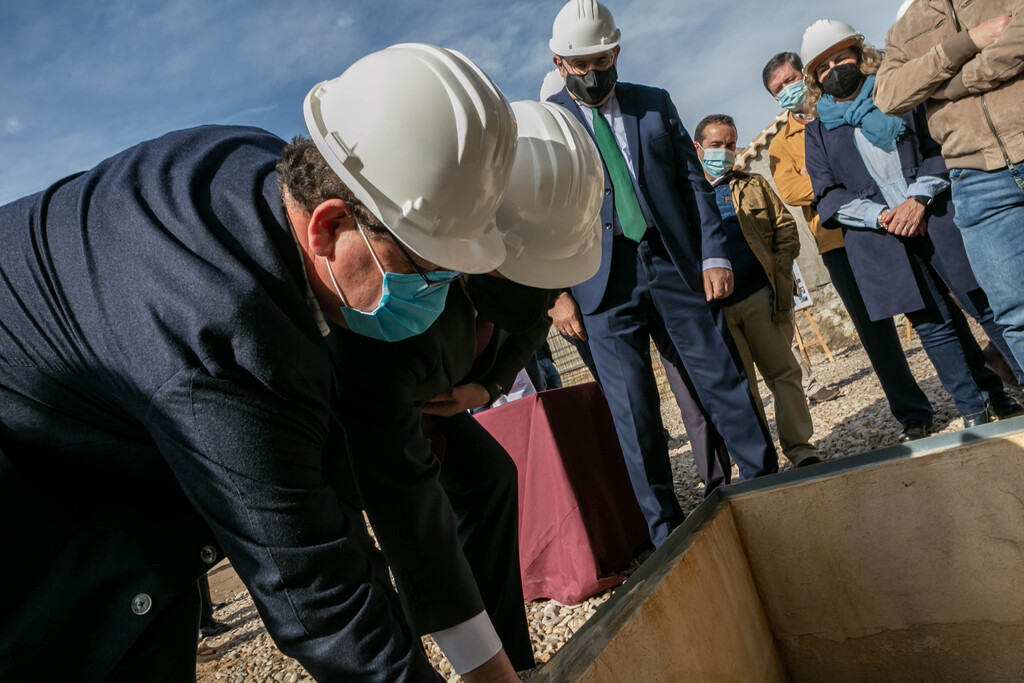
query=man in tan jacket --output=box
[876,1,1024,370]
[693,114,820,468]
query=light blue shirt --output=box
[573,92,730,272]
[836,127,950,229]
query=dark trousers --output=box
[434,413,534,671]
[903,239,1005,418]
[821,247,933,425]
[582,234,777,546]
[198,574,214,624]
[658,349,731,493]
[562,333,601,385]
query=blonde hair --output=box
[803,38,885,114]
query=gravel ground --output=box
[196,325,1021,683]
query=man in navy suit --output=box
[546,0,778,547]
[0,45,521,683]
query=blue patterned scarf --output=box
[816,75,906,151]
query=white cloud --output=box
[336,12,354,29]
[4,117,22,134]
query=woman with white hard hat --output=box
[801,20,1023,432]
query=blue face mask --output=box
[776,79,807,111]
[698,145,736,179]
[325,221,459,342]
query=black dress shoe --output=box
[989,394,1024,419]
[796,455,821,468]
[899,421,930,443]
[200,619,230,638]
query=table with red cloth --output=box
[473,382,650,604]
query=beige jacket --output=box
[727,172,800,321]
[875,0,1024,170]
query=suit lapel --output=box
[552,88,588,131]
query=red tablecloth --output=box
[474,382,649,604]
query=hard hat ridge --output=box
[495,100,604,288]
[549,0,621,57]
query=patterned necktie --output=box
[591,108,647,242]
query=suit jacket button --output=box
[604,188,611,195]
[131,593,152,615]
[604,223,612,230]
[200,545,217,564]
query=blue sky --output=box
[0,0,902,205]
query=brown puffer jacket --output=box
[875,0,1024,171]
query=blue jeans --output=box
[950,163,1024,372]
[904,241,1001,418]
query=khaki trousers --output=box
[724,287,817,465]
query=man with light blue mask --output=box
[693,114,820,469]
[0,42,519,683]
[322,214,462,342]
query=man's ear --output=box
[308,199,357,258]
[553,55,565,76]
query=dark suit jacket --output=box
[0,126,433,682]
[805,106,979,320]
[327,277,554,634]
[549,83,727,314]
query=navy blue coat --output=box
[805,106,979,320]
[0,126,434,681]
[549,84,727,315]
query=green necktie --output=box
[591,109,647,242]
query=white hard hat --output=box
[800,19,863,76]
[549,0,621,57]
[304,43,516,274]
[495,101,603,289]
[540,69,565,101]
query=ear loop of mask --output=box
[324,216,386,309]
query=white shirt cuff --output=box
[431,610,503,675]
[702,258,732,272]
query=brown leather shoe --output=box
[807,386,840,403]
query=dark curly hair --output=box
[276,136,387,235]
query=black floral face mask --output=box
[565,65,618,106]
[821,63,863,99]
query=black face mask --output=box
[821,63,863,100]
[565,64,618,107]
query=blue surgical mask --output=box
[697,145,736,179]
[776,80,807,111]
[325,221,458,342]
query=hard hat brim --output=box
[550,40,620,58]
[804,36,860,77]
[395,219,508,275]
[496,219,602,289]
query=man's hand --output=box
[549,291,586,340]
[880,199,927,238]
[969,15,1012,50]
[422,383,491,416]
[461,649,521,683]
[703,267,734,302]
